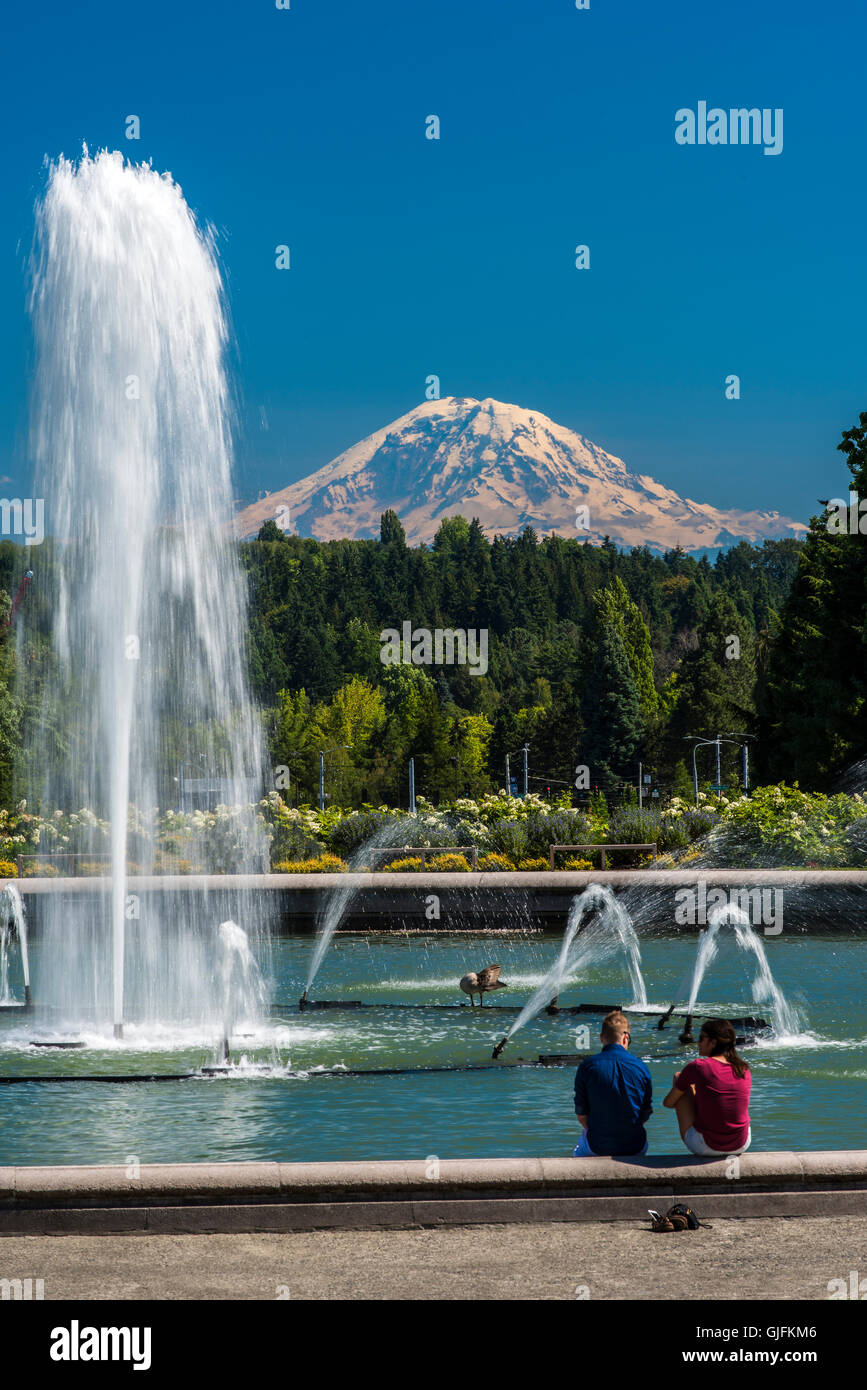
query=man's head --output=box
[600,1010,631,1046]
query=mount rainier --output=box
[235,396,805,553]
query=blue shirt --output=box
[574,1044,653,1156]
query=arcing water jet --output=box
[491,884,646,1057]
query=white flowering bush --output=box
[7,782,867,873]
[707,784,867,866]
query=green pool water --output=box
[0,931,864,1164]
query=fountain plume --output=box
[26,150,269,1037]
[686,902,802,1037]
[493,884,647,1055]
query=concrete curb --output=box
[14,869,867,892]
[2,1154,865,1233]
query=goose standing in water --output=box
[460,963,508,1006]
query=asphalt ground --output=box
[2,1215,865,1300]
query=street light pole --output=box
[318,750,325,813]
[505,753,511,797]
[742,741,749,792]
[686,732,754,804]
[721,731,756,794]
[684,736,719,806]
[522,744,529,797]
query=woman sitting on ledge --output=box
[663,1018,751,1157]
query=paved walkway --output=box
[2,1216,863,1299]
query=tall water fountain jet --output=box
[493,885,646,1057]
[26,151,269,1039]
[217,920,268,1063]
[0,885,31,1007]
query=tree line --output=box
[4,406,866,811]
[245,512,801,806]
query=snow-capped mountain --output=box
[235,396,806,552]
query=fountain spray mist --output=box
[686,902,803,1038]
[27,151,269,1037]
[493,885,646,1056]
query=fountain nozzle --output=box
[678,1013,695,1045]
[492,1036,508,1059]
[545,995,560,1016]
[220,1035,231,1065]
[299,990,309,1012]
[657,1004,675,1031]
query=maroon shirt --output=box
[678,1056,751,1151]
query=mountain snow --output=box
[235,396,806,553]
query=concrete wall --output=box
[2,1153,865,1233]
[13,870,867,934]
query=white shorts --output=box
[684,1125,751,1157]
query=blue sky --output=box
[1,0,864,523]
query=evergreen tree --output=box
[665,592,757,787]
[594,576,658,718]
[580,626,643,789]
[759,415,867,784]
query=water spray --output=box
[29,151,270,1038]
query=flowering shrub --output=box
[427,853,472,872]
[381,856,423,873]
[0,860,17,877]
[517,857,550,872]
[327,808,404,857]
[487,819,529,860]
[607,806,663,846]
[841,816,867,865]
[522,811,594,859]
[708,784,867,866]
[0,805,42,861]
[274,853,346,873]
[7,782,866,873]
[477,853,514,871]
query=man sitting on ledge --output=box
[572,1010,652,1157]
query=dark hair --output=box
[699,1018,749,1079]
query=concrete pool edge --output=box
[2,1153,865,1233]
[14,869,867,934]
[13,869,867,891]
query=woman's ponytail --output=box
[701,1018,749,1079]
